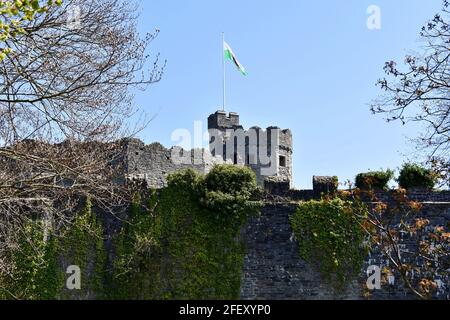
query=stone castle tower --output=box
[125,111,293,188]
[207,110,293,187]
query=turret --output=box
[208,111,241,130]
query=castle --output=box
[6,111,449,300]
[120,113,450,299]
[125,111,293,188]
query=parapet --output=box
[313,176,338,197]
[208,111,241,130]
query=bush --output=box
[204,165,258,197]
[203,165,261,220]
[398,163,437,190]
[167,165,259,198]
[166,165,261,221]
[167,168,204,198]
[355,169,394,190]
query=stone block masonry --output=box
[111,113,449,300]
[240,193,450,300]
[123,138,226,189]
[123,111,294,189]
[208,111,293,187]
[240,204,360,300]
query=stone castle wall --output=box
[124,138,228,189]
[115,113,449,300]
[109,139,450,300]
[240,191,450,300]
[122,111,294,189]
[240,203,361,300]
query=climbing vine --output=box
[110,191,162,299]
[111,165,261,299]
[290,198,369,291]
[59,198,107,299]
[0,220,60,300]
[0,199,106,300]
[1,164,261,300]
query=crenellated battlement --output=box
[125,111,294,188]
[207,111,293,187]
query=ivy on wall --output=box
[290,198,369,291]
[1,165,261,300]
[2,220,60,300]
[0,199,106,300]
[59,198,107,300]
[111,165,261,300]
[109,191,162,299]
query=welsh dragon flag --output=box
[223,41,248,76]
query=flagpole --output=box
[222,32,226,112]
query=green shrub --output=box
[290,198,368,290]
[202,165,261,220]
[166,168,205,199]
[355,169,394,190]
[397,163,437,190]
[204,165,258,197]
[166,165,261,220]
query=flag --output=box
[223,41,247,76]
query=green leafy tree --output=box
[0,0,62,59]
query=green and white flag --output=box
[223,41,248,76]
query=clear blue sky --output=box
[132,0,443,189]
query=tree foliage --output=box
[0,0,62,59]
[398,163,438,190]
[355,169,394,190]
[343,188,450,300]
[370,0,450,186]
[0,0,164,290]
